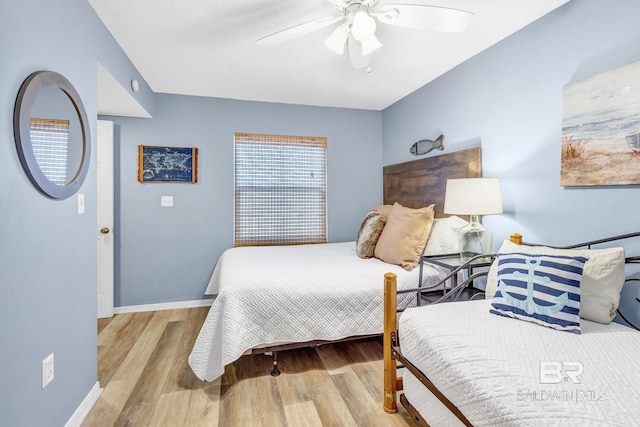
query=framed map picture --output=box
[138,145,198,183]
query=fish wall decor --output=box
[410,134,444,155]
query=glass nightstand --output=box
[418,253,494,303]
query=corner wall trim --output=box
[114,298,214,314]
[65,382,102,427]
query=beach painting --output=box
[562,59,640,186]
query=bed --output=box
[383,232,640,426]
[188,147,482,382]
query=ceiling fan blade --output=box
[377,4,473,32]
[256,16,344,46]
[325,0,351,8]
[348,35,369,70]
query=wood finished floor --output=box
[82,307,414,427]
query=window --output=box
[234,133,327,246]
[29,118,69,185]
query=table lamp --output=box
[443,178,503,261]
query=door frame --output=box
[97,119,114,318]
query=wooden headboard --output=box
[383,147,481,218]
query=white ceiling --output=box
[97,63,152,118]
[90,0,570,111]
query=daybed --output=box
[383,232,640,426]
[188,148,482,382]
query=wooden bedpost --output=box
[383,272,398,414]
[510,233,523,245]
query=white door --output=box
[97,120,114,318]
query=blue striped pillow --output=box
[490,253,587,333]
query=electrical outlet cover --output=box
[42,353,54,389]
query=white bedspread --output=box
[399,299,640,426]
[189,242,445,382]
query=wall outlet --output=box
[42,353,54,389]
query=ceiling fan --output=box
[256,0,474,71]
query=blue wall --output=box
[103,94,382,306]
[0,0,153,425]
[383,0,640,245]
[382,0,640,326]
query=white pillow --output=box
[485,240,625,324]
[423,215,468,256]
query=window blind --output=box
[234,132,327,246]
[30,118,69,185]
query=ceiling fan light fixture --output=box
[360,33,382,56]
[351,10,377,42]
[325,23,349,54]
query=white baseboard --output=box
[65,381,102,427]
[114,298,214,314]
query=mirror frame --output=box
[14,71,91,200]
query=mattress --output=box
[403,370,465,427]
[399,299,640,426]
[189,242,445,382]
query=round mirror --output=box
[14,71,91,199]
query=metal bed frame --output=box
[383,231,640,426]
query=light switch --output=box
[77,193,85,214]
[161,196,173,207]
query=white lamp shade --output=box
[360,34,382,55]
[325,24,349,54]
[444,178,503,215]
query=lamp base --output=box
[458,215,493,261]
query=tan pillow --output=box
[374,203,435,270]
[373,204,394,220]
[355,211,386,258]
